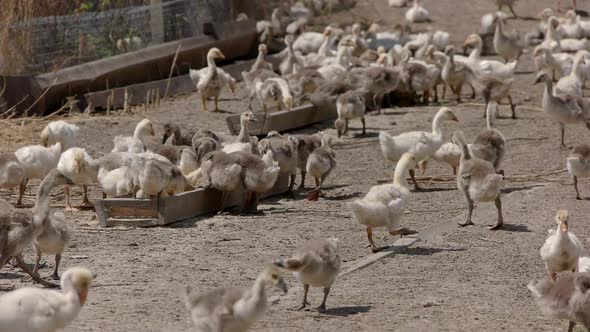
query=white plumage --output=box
[15,143,62,180]
[540,210,584,280]
[40,120,79,151]
[0,267,93,332]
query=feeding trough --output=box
[94,173,290,227]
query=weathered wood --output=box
[83,55,281,111]
[225,103,339,136]
[96,173,290,227]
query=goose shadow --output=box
[0,272,24,280]
[323,192,362,201]
[501,184,544,195]
[381,109,410,116]
[501,224,531,232]
[352,132,379,138]
[323,305,372,317]
[399,247,466,256]
[208,109,233,114]
[510,15,538,21]
[413,187,457,193]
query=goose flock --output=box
[3,0,590,331]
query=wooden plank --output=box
[225,102,338,136]
[95,172,290,227]
[106,218,161,228]
[83,54,281,111]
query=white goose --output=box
[463,34,517,80]
[349,153,417,253]
[317,39,354,82]
[379,107,459,189]
[0,267,93,332]
[189,48,236,112]
[554,51,587,101]
[405,0,431,23]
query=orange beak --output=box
[79,288,88,305]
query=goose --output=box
[301,28,337,67]
[541,209,584,280]
[190,48,236,112]
[0,153,25,205]
[0,267,93,332]
[274,238,340,312]
[471,74,516,119]
[540,17,562,53]
[257,8,283,39]
[402,51,441,104]
[495,0,518,18]
[40,121,79,151]
[57,148,99,211]
[113,118,155,154]
[179,148,199,176]
[560,38,590,53]
[389,0,407,7]
[528,272,590,332]
[567,143,590,199]
[250,44,274,73]
[200,151,242,213]
[192,137,220,167]
[533,71,590,148]
[405,0,431,23]
[317,39,355,82]
[362,66,404,114]
[232,150,280,213]
[124,154,181,199]
[379,107,459,190]
[365,24,410,51]
[286,17,308,36]
[344,23,369,57]
[559,10,584,39]
[223,112,257,154]
[185,265,287,332]
[293,26,331,55]
[533,46,568,81]
[481,12,509,35]
[349,153,418,253]
[258,134,299,194]
[193,128,221,143]
[492,14,524,62]
[14,142,62,206]
[554,51,587,101]
[293,132,324,190]
[0,169,73,287]
[463,34,517,80]
[441,45,473,103]
[335,88,366,138]
[280,35,304,76]
[255,77,294,112]
[453,131,504,230]
[33,212,70,280]
[418,142,462,175]
[580,256,590,272]
[469,102,506,173]
[97,166,129,198]
[306,135,336,201]
[162,122,195,146]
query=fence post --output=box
[150,0,165,44]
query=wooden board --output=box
[83,54,281,111]
[226,101,337,136]
[94,172,290,227]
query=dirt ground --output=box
[1,0,590,331]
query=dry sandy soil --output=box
[1,0,590,331]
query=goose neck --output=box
[393,159,411,190]
[206,53,218,73]
[431,112,445,136]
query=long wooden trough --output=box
[94,173,289,227]
[226,97,337,136]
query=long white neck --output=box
[253,50,266,71]
[318,35,333,57]
[495,18,504,37]
[431,112,446,136]
[393,158,411,190]
[546,22,560,42]
[59,279,83,319]
[468,41,482,61]
[572,55,584,78]
[336,46,348,67]
[207,53,217,75]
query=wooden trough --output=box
[226,97,337,136]
[94,173,290,228]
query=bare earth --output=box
[1,0,589,331]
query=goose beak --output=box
[217,51,226,60]
[451,114,459,122]
[249,115,258,122]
